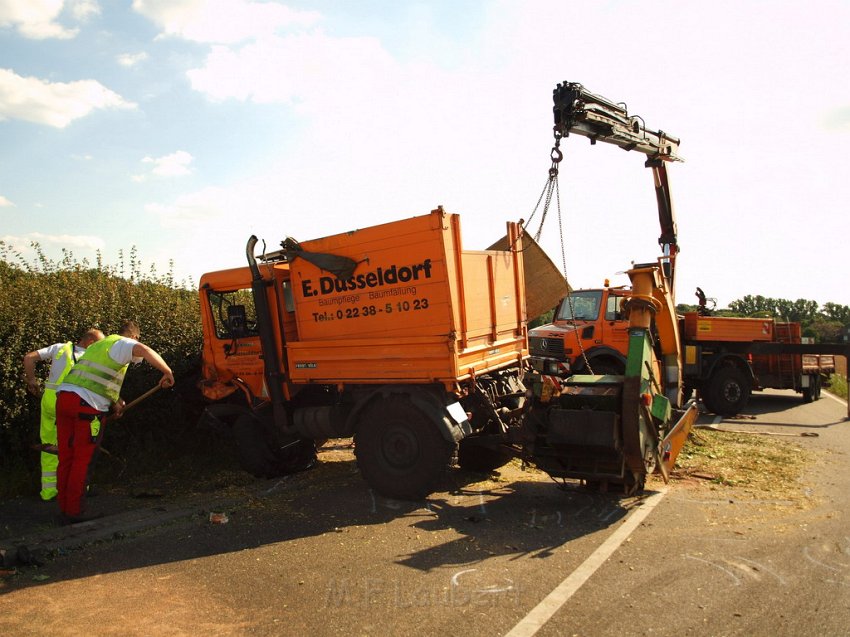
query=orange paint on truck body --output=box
[199,209,527,399]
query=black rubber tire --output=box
[457,438,512,473]
[354,396,455,500]
[698,387,717,414]
[804,375,822,403]
[706,366,751,416]
[233,414,317,478]
[232,414,279,478]
[587,359,625,376]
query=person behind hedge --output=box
[55,320,175,523]
[22,328,105,501]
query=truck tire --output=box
[457,438,512,473]
[587,358,625,376]
[233,414,317,478]
[232,414,280,478]
[354,396,456,500]
[699,389,717,414]
[803,375,821,403]
[706,366,751,416]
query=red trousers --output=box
[56,392,103,517]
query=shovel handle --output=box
[122,384,162,413]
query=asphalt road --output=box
[2,390,849,637]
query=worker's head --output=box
[79,328,105,348]
[118,320,141,340]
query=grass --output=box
[828,373,848,400]
[675,428,811,503]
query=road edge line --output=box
[503,486,669,637]
[822,390,848,407]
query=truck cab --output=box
[529,284,631,376]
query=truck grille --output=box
[529,336,565,358]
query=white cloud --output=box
[117,51,149,67]
[132,0,321,44]
[70,0,100,21]
[144,186,229,228]
[0,0,99,39]
[187,31,396,108]
[0,195,15,207]
[2,232,105,251]
[0,68,135,128]
[823,106,850,132]
[139,150,194,178]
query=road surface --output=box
[1,390,849,636]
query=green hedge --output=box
[0,244,208,497]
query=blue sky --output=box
[2,0,849,309]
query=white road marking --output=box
[503,487,668,637]
[823,391,848,407]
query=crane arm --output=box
[552,82,681,162]
[552,82,681,279]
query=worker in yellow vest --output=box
[23,328,104,501]
[56,320,174,523]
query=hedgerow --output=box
[0,243,208,497]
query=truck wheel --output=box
[232,414,280,478]
[698,386,717,413]
[457,438,512,473]
[233,414,317,478]
[587,359,625,375]
[354,396,455,500]
[803,375,821,403]
[707,367,750,416]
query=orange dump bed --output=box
[683,313,777,342]
[282,209,527,384]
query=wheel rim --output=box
[380,425,420,469]
[722,381,742,403]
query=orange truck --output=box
[197,81,703,498]
[198,208,536,499]
[530,284,840,416]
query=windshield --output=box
[556,290,603,321]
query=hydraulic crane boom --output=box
[552,82,681,289]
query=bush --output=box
[0,243,205,497]
[829,374,848,401]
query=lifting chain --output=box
[523,129,596,375]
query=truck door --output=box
[600,292,630,356]
[202,287,267,399]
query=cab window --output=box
[604,295,625,321]
[208,289,260,339]
[557,291,602,321]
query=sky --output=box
[1,0,848,310]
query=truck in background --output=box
[530,286,838,416]
[681,311,835,414]
[529,282,631,377]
